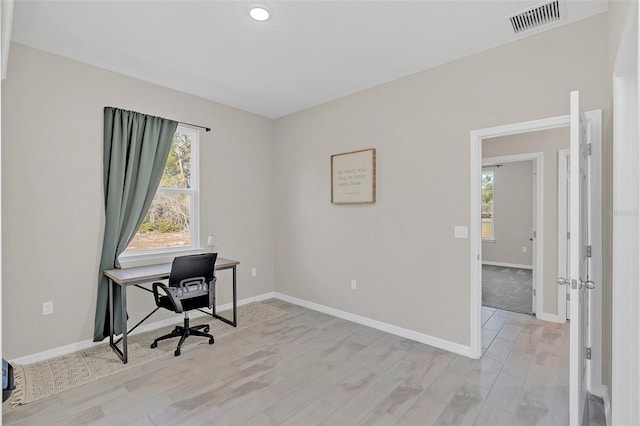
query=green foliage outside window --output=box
[482,171,494,239]
[160,132,192,189]
[140,132,192,234]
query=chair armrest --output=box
[152,282,184,313]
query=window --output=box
[481,171,494,240]
[124,126,199,253]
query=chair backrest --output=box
[169,253,217,288]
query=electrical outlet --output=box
[42,301,53,316]
[522,246,527,253]
[251,268,257,277]
[351,279,357,290]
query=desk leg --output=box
[108,279,114,349]
[210,265,237,327]
[232,265,237,326]
[109,280,126,364]
[121,284,128,363]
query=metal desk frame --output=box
[104,257,239,363]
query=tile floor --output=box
[479,306,570,425]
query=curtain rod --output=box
[179,121,211,132]
[106,106,212,132]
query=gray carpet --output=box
[482,265,533,314]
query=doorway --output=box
[481,155,539,316]
[469,112,603,398]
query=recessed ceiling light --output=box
[249,6,270,22]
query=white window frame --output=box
[119,125,201,267]
[481,170,495,241]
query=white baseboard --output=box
[13,290,473,364]
[272,292,473,358]
[601,385,611,426]
[10,292,276,365]
[590,384,606,399]
[590,384,611,426]
[482,261,533,270]
[535,312,566,324]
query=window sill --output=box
[482,238,496,243]
[118,247,209,269]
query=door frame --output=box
[557,148,570,321]
[469,111,603,397]
[482,153,542,315]
[611,1,639,425]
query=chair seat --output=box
[157,294,210,312]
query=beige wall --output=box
[483,128,569,316]
[482,161,534,267]
[1,43,276,359]
[1,11,617,359]
[274,14,607,347]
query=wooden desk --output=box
[104,257,239,363]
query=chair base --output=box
[150,315,214,356]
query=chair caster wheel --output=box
[203,326,210,333]
[150,342,157,349]
[174,348,181,356]
[209,338,215,345]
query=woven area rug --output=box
[9,302,286,406]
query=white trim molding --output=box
[536,312,566,324]
[1,0,14,80]
[10,292,276,365]
[557,149,570,322]
[273,292,473,358]
[481,261,533,270]
[602,385,612,426]
[12,291,475,366]
[611,2,640,424]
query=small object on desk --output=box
[207,235,217,253]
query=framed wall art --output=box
[331,148,376,204]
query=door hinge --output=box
[587,143,592,155]
[566,293,570,301]
[567,232,571,240]
[586,347,592,360]
[586,245,592,257]
[533,289,536,296]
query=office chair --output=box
[150,253,217,356]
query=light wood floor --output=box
[3,300,572,425]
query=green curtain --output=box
[93,107,178,341]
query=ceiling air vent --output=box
[508,0,560,34]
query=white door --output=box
[558,90,593,425]
[557,149,571,320]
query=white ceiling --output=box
[10,0,608,118]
